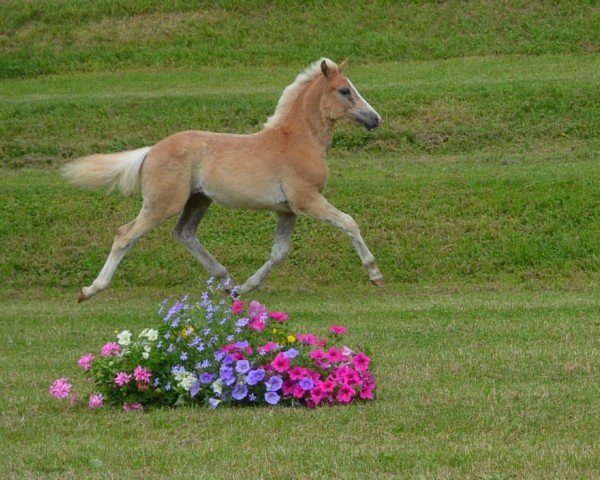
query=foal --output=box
[64,58,384,302]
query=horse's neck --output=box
[285,79,334,155]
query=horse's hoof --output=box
[77,290,88,303]
[371,278,385,287]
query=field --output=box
[1,1,599,478]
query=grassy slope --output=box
[1,0,597,78]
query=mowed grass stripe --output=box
[1,290,598,478]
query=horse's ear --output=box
[321,60,331,78]
[338,58,348,73]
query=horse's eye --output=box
[338,87,351,96]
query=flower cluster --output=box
[50,283,376,411]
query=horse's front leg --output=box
[238,212,297,295]
[293,193,384,286]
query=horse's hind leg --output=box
[238,212,296,295]
[172,193,232,284]
[78,194,188,302]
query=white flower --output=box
[212,379,224,395]
[146,329,159,341]
[139,328,159,341]
[175,372,197,391]
[117,330,132,346]
[141,344,152,359]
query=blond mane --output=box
[264,58,337,129]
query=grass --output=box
[2,0,599,477]
[1,288,599,478]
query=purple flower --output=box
[214,351,226,362]
[190,381,200,397]
[167,344,174,353]
[235,318,249,328]
[219,366,234,381]
[265,391,281,405]
[232,384,248,400]
[171,365,186,375]
[208,398,220,409]
[249,393,257,402]
[180,352,188,361]
[221,354,234,366]
[223,376,236,386]
[153,377,161,387]
[246,368,266,386]
[156,341,163,349]
[235,359,250,374]
[235,340,250,348]
[199,372,214,384]
[165,381,172,391]
[201,359,211,369]
[283,348,299,359]
[226,335,235,342]
[265,375,283,392]
[299,377,315,391]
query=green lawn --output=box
[1,288,599,478]
[1,0,599,477]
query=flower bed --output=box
[50,284,376,411]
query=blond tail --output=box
[62,146,151,195]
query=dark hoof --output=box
[77,290,88,303]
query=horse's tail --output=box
[62,146,151,196]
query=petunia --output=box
[336,384,356,404]
[351,352,371,371]
[327,347,345,363]
[271,353,291,373]
[116,330,132,346]
[268,311,288,322]
[208,398,221,409]
[246,368,266,385]
[329,325,348,335]
[264,391,281,405]
[283,348,299,359]
[265,375,283,392]
[231,300,245,314]
[299,377,315,391]
[235,359,251,374]
[199,372,214,384]
[232,384,248,400]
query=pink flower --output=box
[310,385,327,405]
[288,366,308,381]
[258,341,280,355]
[248,300,266,319]
[330,325,348,335]
[351,352,371,371]
[271,353,291,373]
[88,394,104,409]
[231,300,245,314]
[249,317,266,332]
[114,372,132,386]
[268,311,288,322]
[122,403,143,412]
[359,384,375,400]
[336,384,356,404]
[49,377,72,399]
[77,353,95,370]
[327,347,345,363]
[133,366,151,383]
[297,333,318,345]
[101,342,121,357]
[309,349,326,361]
[322,378,337,394]
[335,366,360,385]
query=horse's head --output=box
[319,60,382,131]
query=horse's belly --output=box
[198,183,290,212]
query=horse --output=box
[63,58,384,302]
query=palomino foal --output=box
[64,58,384,302]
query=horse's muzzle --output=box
[351,109,382,131]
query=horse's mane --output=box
[264,58,337,129]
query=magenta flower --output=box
[359,384,375,400]
[231,300,245,314]
[336,384,356,404]
[249,317,266,332]
[297,333,318,345]
[49,377,72,399]
[351,352,371,371]
[327,347,345,363]
[288,366,308,381]
[310,385,327,405]
[248,300,266,319]
[77,353,95,370]
[114,372,132,386]
[88,394,104,409]
[133,366,151,383]
[258,341,280,355]
[271,353,291,373]
[268,311,288,322]
[309,349,327,361]
[100,342,121,357]
[329,325,348,335]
